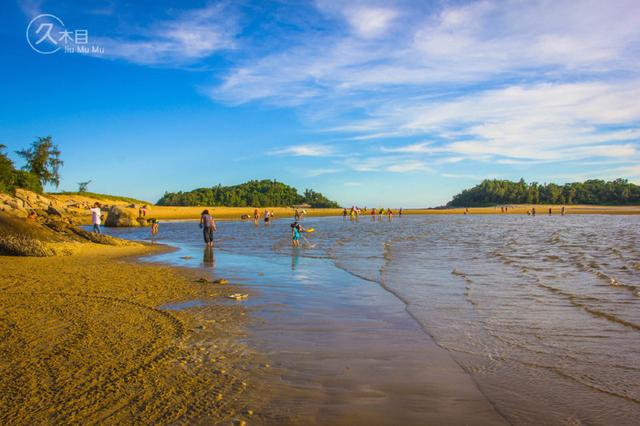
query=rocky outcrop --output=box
[105,206,139,227]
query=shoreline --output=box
[116,224,508,424]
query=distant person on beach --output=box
[532,207,536,216]
[291,221,304,247]
[399,208,403,217]
[150,219,159,243]
[253,208,259,224]
[561,206,566,216]
[294,209,301,221]
[90,202,102,234]
[200,209,217,247]
[387,208,393,220]
[548,207,552,215]
[343,208,348,221]
[264,209,270,224]
[371,208,376,221]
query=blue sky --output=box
[1,0,639,207]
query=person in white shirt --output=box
[90,202,102,234]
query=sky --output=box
[1,0,639,207]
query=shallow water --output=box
[106,214,640,424]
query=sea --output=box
[104,214,640,425]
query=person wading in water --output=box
[200,209,217,248]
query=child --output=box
[150,219,159,243]
[291,221,304,247]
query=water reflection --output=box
[203,246,215,268]
[291,249,301,271]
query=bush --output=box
[12,170,43,193]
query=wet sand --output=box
[135,243,508,425]
[0,244,264,425]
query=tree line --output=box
[446,178,640,207]
[0,137,62,194]
[157,179,340,208]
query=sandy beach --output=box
[0,243,265,425]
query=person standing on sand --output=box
[200,209,217,248]
[90,202,102,234]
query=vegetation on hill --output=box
[54,192,152,205]
[447,178,640,207]
[157,179,340,208]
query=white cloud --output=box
[270,144,335,157]
[212,0,640,103]
[94,4,237,65]
[366,81,640,161]
[344,6,397,38]
[342,156,432,173]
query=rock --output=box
[213,278,228,285]
[244,409,253,416]
[136,217,148,226]
[232,419,247,426]
[47,205,64,217]
[195,277,211,283]
[105,206,140,227]
[227,293,248,301]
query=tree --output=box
[16,136,63,188]
[78,180,92,193]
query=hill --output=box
[446,178,640,207]
[156,179,339,208]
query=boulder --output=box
[136,217,148,226]
[47,205,64,217]
[105,206,139,227]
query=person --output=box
[142,205,147,217]
[294,209,301,221]
[90,202,102,234]
[532,207,536,216]
[264,209,270,224]
[371,207,376,221]
[253,208,259,224]
[291,221,304,247]
[342,208,348,221]
[387,208,393,220]
[399,208,403,217]
[150,219,159,243]
[548,207,552,215]
[561,206,566,216]
[200,209,217,247]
